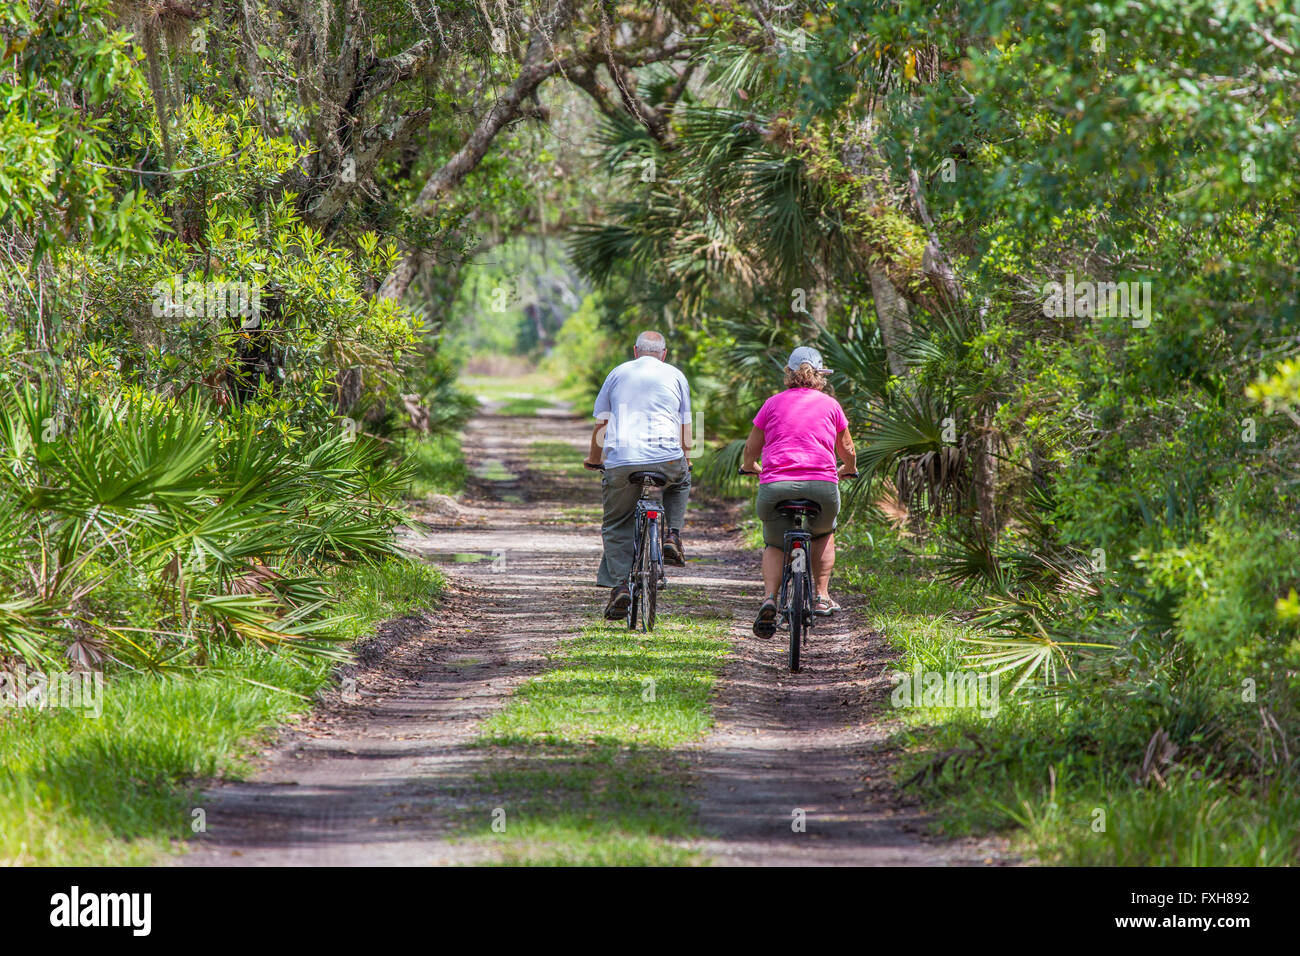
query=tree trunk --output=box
[973,403,999,536]
[867,263,911,376]
[334,366,364,415]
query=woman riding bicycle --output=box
[741,346,857,638]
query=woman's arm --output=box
[835,427,857,476]
[742,425,765,473]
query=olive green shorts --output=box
[755,480,840,549]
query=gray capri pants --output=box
[756,480,840,549]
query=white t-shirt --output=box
[593,356,691,468]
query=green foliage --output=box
[405,431,468,498]
[0,382,411,669]
[1137,519,1300,678]
[0,0,153,264]
[542,292,622,405]
[448,236,587,361]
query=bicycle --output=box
[585,463,668,631]
[740,468,857,672]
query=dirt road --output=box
[183,398,995,866]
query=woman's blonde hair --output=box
[784,362,829,391]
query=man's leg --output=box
[597,465,641,588]
[661,456,692,532]
[657,456,690,565]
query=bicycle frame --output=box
[779,525,813,617]
[629,493,664,574]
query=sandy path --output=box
[182,399,995,866]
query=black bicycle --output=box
[586,464,668,631]
[740,469,856,672]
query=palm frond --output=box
[693,437,749,496]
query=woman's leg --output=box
[762,545,784,598]
[812,533,835,599]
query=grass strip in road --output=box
[460,371,563,402]
[468,609,731,865]
[529,439,593,480]
[0,559,445,865]
[496,396,559,417]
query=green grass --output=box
[405,432,468,497]
[460,370,564,402]
[837,527,977,674]
[327,560,446,640]
[496,395,563,417]
[538,505,602,525]
[1027,777,1300,866]
[474,746,703,866]
[529,440,590,480]
[464,607,731,865]
[0,558,445,865]
[472,458,518,482]
[479,615,729,747]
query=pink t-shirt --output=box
[753,388,849,483]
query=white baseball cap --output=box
[786,345,831,374]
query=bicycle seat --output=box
[629,470,669,487]
[776,498,821,515]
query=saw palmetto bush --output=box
[0,382,408,671]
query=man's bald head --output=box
[634,330,667,359]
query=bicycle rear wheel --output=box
[788,570,804,672]
[626,515,643,630]
[640,520,659,631]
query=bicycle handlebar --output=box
[737,468,859,478]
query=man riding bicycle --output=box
[583,331,693,620]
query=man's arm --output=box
[742,426,765,473]
[835,427,858,476]
[678,373,692,461]
[585,421,606,467]
[587,368,615,467]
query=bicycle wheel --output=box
[788,570,803,672]
[627,580,639,630]
[627,518,642,630]
[641,519,659,631]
